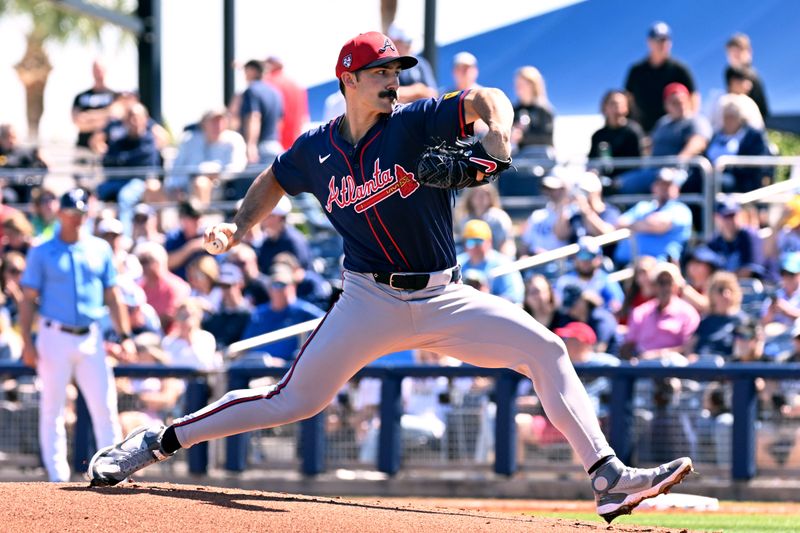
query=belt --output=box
[372,265,461,291]
[44,320,91,336]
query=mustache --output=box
[379,89,398,100]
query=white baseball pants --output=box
[174,271,614,470]
[36,319,122,482]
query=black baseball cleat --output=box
[88,424,175,487]
[593,456,694,523]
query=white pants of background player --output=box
[173,271,615,470]
[36,319,122,481]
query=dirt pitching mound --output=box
[0,482,688,532]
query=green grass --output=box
[532,511,800,532]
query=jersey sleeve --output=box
[19,245,43,292]
[395,90,473,145]
[272,130,314,196]
[100,240,118,289]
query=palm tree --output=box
[0,0,132,139]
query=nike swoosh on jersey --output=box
[319,154,331,164]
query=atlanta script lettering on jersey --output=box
[325,158,420,214]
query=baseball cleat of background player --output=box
[592,456,694,523]
[88,424,174,487]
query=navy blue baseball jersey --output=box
[273,90,471,273]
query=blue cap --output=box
[781,252,800,274]
[648,21,671,40]
[689,246,722,269]
[59,189,89,213]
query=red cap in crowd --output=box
[554,322,597,345]
[663,82,690,101]
[336,31,418,79]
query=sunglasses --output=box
[465,238,485,248]
[270,281,288,289]
[6,267,22,275]
[655,277,674,286]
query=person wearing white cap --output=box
[520,168,570,255]
[450,51,481,92]
[555,171,620,245]
[386,24,438,103]
[256,195,313,273]
[97,216,142,283]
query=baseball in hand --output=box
[205,233,229,255]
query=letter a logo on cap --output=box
[378,39,395,54]
[342,54,352,69]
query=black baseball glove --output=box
[416,139,512,189]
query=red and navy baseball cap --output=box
[336,31,418,79]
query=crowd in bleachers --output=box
[1,20,799,473]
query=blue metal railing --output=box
[3,361,800,481]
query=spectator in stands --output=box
[131,203,164,246]
[97,217,142,283]
[707,197,764,278]
[617,255,657,326]
[165,200,207,281]
[523,274,568,330]
[90,92,169,157]
[240,59,284,166]
[511,66,554,155]
[732,315,766,362]
[706,95,771,193]
[241,264,324,361]
[1,211,33,255]
[520,170,570,255]
[386,25,438,103]
[555,237,624,313]
[71,59,117,152]
[227,243,270,307]
[0,250,26,327]
[709,76,764,132]
[454,185,515,257]
[620,262,699,363]
[201,263,252,349]
[554,171,620,244]
[100,281,162,360]
[614,167,693,266]
[762,252,800,327]
[162,298,220,371]
[449,51,481,92]
[725,33,769,120]
[98,102,162,203]
[553,285,619,354]
[271,252,332,311]
[588,90,644,178]
[135,241,191,334]
[263,55,310,150]
[555,321,620,416]
[624,21,698,134]
[28,187,59,241]
[0,188,23,245]
[0,123,48,203]
[685,271,746,364]
[186,255,222,314]
[680,246,723,315]
[456,220,524,304]
[164,108,246,204]
[257,195,312,273]
[615,83,712,194]
[765,197,800,269]
[115,339,184,438]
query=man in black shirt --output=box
[71,59,117,150]
[624,22,697,134]
[0,123,48,203]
